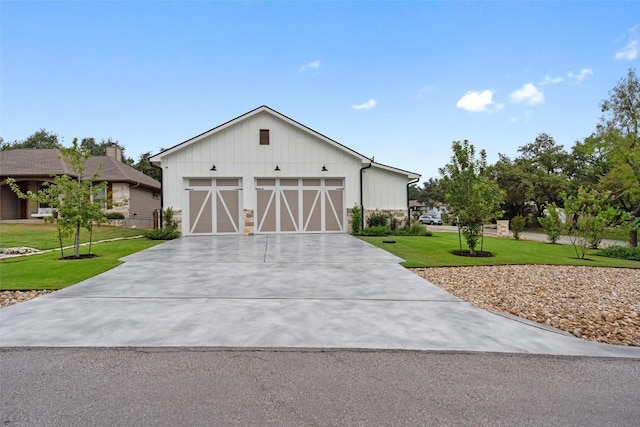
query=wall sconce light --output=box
[321,165,328,172]
[274,165,281,171]
[210,164,217,171]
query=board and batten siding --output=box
[362,166,410,211]
[160,111,365,213]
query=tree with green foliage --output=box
[563,187,619,258]
[7,139,107,258]
[489,154,533,219]
[133,151,161,181]
[415,177,445,208]
[582,68,640,246]
[80,137,134,165]
[539,203,563,244]
[439,140,505,256]
[516,133,570,214]
[0,129,62,150]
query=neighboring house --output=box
[150,105,420,235]
[0,146,161,229]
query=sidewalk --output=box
[433,225,628,248]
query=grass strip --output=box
[360,233,639,268]
[0,238,164,290]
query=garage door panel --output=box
[280,190,299,232]
[303,189,322,232]
[325,190,343,232]
[257,189,276,232]
[255,178,345,234]
[187,179,242,235]
[217,190,239,233]
[190,190,213,234]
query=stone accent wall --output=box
[497,219,510,237]
[361,209,410,232]
[243,209,255,235]
[110,183,130,216]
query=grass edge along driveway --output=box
[0,238,164,290]
[359,233,639,269]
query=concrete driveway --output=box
[1,234,638,357]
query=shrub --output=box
[351,205,362,235]
[539,203,563,244]
[409,221,428,236]
[145,228,180,240]
[388,214,399,231]
[106,212,125,220]
[367,211,388,228]
[597,245,640,261]
[510,216,526,240]
[145,207,180,240]
[363,225,389,236]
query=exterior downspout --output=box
[359,162,373,231]
[151,164,163,228]
[407,177,419,226]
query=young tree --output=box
[439,140,505,255]
[563,187,619,259]
[539,203,563,244]
[7,139,107,258]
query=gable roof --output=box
[0,149,161,190]
[150,105,420,179]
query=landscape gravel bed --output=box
[411,265,640,347]
[1,290,53,307]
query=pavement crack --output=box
[263,234,269,263]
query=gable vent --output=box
[259,129,270,145]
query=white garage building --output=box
[150,106,420,236]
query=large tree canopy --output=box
[0,129,62,150]
[583,68,640,245]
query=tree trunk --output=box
[630,204,640,248]
[74,222,81,257]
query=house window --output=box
[259,129,270,145]
[95,183,113,209]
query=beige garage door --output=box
[255,178,344,233]
[186,178,242,235]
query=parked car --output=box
[419,214,442,225]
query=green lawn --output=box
[0,238,165,290]
[0,223,165,290]
[0,223,145,250]
[360,233,639,268]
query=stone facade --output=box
[243,209,255,235]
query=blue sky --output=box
[2,1,638,181]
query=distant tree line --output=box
[410,68,639,247]
[0,130,161,181]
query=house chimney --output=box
[106,145,122,162]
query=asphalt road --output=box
[1,348,638,426]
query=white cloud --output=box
[456,90,496,112]
[539,74,563,86]
[298,60,320,72]
[568,68,594,83]
[615,25,639,61]
[509,83,544,105]
[615,40,638,61]
[416,85,431,98]
[351,98,377,110]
